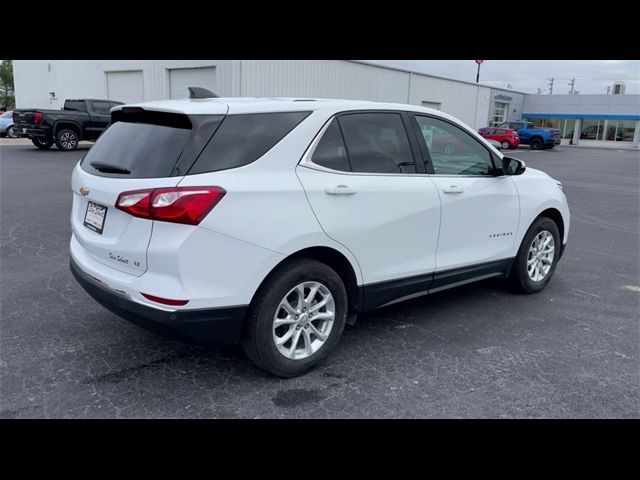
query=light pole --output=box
[475,60,484,83]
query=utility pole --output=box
[547,77,554,95]
[568,78,576,94]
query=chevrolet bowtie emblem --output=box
[79,187,90,196]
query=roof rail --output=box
[188,87,219,99]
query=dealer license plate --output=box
[83,201,107,234]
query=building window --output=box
[617,120,636,142]
[562,119,576,139]
[491,102,509,126]
[580,119,604,140]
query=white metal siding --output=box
[169,67,216,99]
[106,71,144,104]
[239,60,410,103]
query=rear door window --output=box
[189,111,311,174]
[65,101,87,112]
[337,112,416,174]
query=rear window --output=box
[90,101,112,115]
[81,110,224,178]
[81,121,192,178]
[188,111,311,174]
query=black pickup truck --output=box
[12,99,124,151]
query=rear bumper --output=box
[16,124,51,139]
[70,257,247,345]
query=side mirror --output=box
[502,156,526,175]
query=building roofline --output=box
[350,60,531,94]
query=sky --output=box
[364,60,640,95]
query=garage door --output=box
[170,67,216,99]
[106,71,144,105]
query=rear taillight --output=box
[34,112,43,124]
[115,186,226,225]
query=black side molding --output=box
[361,258,514,312]
[188,87,219,99]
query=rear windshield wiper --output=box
[90,162,131,175]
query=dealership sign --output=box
[495,93,513,101]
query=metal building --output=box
[12,60,508,130]
[12,60,640,148]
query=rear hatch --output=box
[70,106,227,276]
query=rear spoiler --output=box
[188,87,219,99]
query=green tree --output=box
[0,60,15,109]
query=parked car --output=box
[479,127,520,149]
[499,121,561,150]
[12,99,124,151]
[0,110,18,138]
[485,139,504,150]
[70,97,570,377]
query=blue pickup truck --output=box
[499,121,561,150]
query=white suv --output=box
[70,97,570,377]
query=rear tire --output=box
[530,138,543,150]
[443,143,456,155]
[501,141,511,149]
[241,258,348,377]
[32,137,54,150]
[55,128,79,151]
[509,217,561,294]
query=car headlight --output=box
[556,181,564,192]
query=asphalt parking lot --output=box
[1,141,638,418]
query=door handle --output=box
[442,184,464,194]
[325,185,356,195]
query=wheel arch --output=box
[536,207,565,243]
[54,120,83,139]
[250,246,362,315]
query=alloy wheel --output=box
[60,131,78,150]
[527,230,555,282]
[272,281,335,360]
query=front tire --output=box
[55,128,79,151]
[443,143,457,155]
[509,217,561,294]
[32,137,54,150]
[241,258,348,377]
[6,126,18,138]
